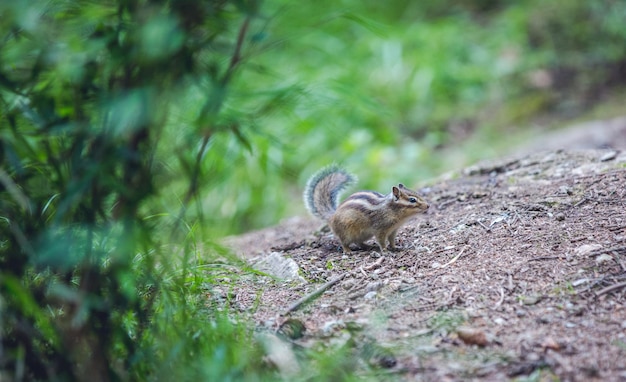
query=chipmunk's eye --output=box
[409,197,417,203]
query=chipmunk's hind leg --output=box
[373,234,387,254]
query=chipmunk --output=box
[303,165,429,253]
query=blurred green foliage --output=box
[0,0,274,380]
[1,0,625,380]
[194,0,626,231]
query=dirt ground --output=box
[224,142,626,380]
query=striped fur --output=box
[304,166,429,253]
[330,185,428,252]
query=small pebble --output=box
[558,186,572,195]
[595,254,613,264]
[365,282,383,292]
[536,316,552,324]
[599,151,618,162]
[520,295,542,305]
[457,326,489,346]
[575,244,602,257]
[364,291,377,300]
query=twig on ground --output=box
[419,226,440,235]
[596,281,626,297]
[528,256,562,262]
[437,199,456,209]
[360,267,368,278]
[507,274,514,290]
[574,198,589,207]
[476,219,491,232]
[618,259,626,273]
[445,285,458,305]
[282,273,346,315]
[494,286,505,308]
[364,256,385,270]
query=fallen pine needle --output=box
[438,247,467,269]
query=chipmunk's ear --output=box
[392,186,401,200]
[398,183,406,189]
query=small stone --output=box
[536,316,552,324]
[541,153,558,163]
[342,278,356,290]
[572,278,591,287]
[251,252,306,282]
[456,326,489,347]
[321,320,345,335]
[555,212,565,221]
[520,295,542,305]
[493,317,506,325]
[599,151,618,162]
[574,244,602,257]
[364,291,377,300]
[472,190,489,198]
[450,224,468,234]
[365,281,383,292]
[414,245,430,253]
[595,253,613,264]
[541,337,560,351]
[558,186,572,195]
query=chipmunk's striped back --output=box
[339,189,386,206]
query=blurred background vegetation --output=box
[1,0,625,380]
[200,0,626,234]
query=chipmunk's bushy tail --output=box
[303,165,356,220]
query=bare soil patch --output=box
[224,149,626,381]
